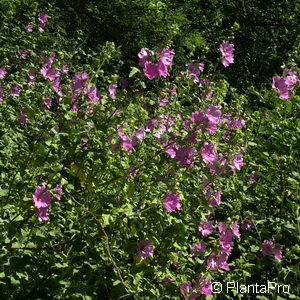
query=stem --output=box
[68,194,137,299]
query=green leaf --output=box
[129,67,140,78]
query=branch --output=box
[68,194,136,298]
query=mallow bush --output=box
[0,12,299,300]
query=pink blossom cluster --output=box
[260,240,283,261]
[27,13,50,33]
[206,222,240,271]
[163,192,181,212]
[187,62,204,83]
[40,52,64,98]
[166,144,196,168]
[200,141,244,175]
[156,87,177,107]
[138,47,175,80]
[184,105,222,136]
[32,184,62,222]
[19,109,27,125]
[11,85,22,96]
[272,68,298,99]
[38,13,50,32]
[179,277,212,298]
[222,113,246,130]
[190,241,206,256]
[108,83,118,99]
[111,125,145,152]
[202,178,222,207]
[70,71,101,113]
[198,221,214,236]
[137,240,154,258]
[219,40,235,67]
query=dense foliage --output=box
[0,1,299,299]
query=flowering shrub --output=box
[0,8,300,300]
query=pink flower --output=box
[53,185,63,200]
[179,281,194,299]
[249,172,258,183]
[62,65,69,73]
[32,185,52,208]
[71,103,78,112]
[44,52,56,65]
[37,13,49,32]
[165,144,179,158]
[187,63,204,82]
[138,48,154,67]
[143,61,159,80]
[227,119,246,129]
[117,130,137,152]
[218,222,228,233]
[41,65,60,81]
[205,105,222,125]
[28,68,36,85]
[174,146,196,168]
[32,184,54,222]
[0,67,7,79]
[85,85,100,102]
[219,40,235,67]
[157,48,175,77]
[44,97,52,109]
[11,85,22,96]
[201,142,217,164]
[52,78,61,95]
[272,69,298,99]
[208,157,227,175]
[18,49,27,59]
[135,127,145,140]
[157,97,169,107]
[180,278,212,299]
[230,221,241,238]
[19,110,27,125]
[195,277,212,295]
[38,23,46,32]
[162,277,175,283]
[158,48,175,67]
[27,23,33,32]
[36,206,50,222]
[261,240,283,260]
[38,13,49,23]
[208,190,222,207]
[190,111,205,123]
[198,221,213,236]
[272,76,289,98]
[71,72,89,91]
[108,83,117,99]
[190,242,206,255]
[230,153,244,170]
[137,240,154,258]
[241,218,254,231]
[85,104,94,115]
[128,166,139,180]
[140,47,174,79]
[219,231,234,251]
[53,125,60,132]
[163,192,181,212]
[207,251,230,271]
